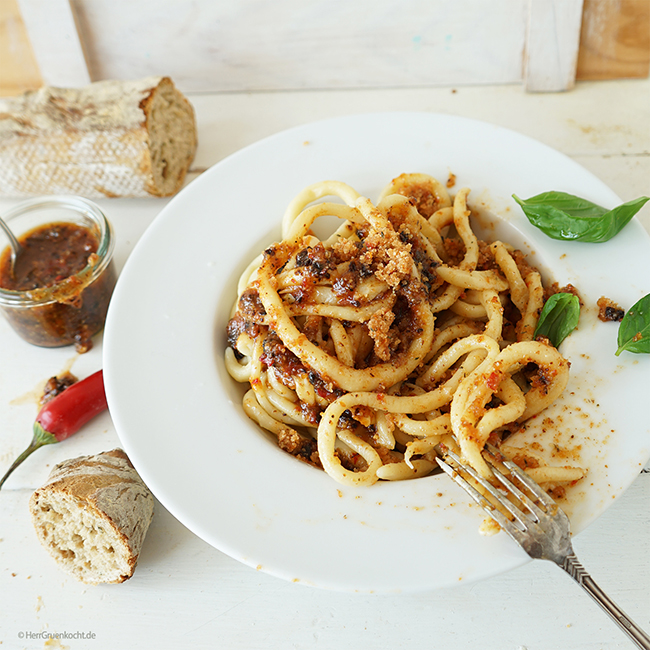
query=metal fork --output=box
[435,443,650,649]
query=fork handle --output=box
[561,554,650,649]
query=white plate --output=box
[103,113,650,593]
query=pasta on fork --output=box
[225,173,585,492]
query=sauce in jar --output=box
[0,223,98,291]
[0,220,116,352]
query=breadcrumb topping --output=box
[360,224,412,289]
[366,307,396,361]
[596,296,625,322]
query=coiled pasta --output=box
[225,173,584,491]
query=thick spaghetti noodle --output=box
[225,173,585,491]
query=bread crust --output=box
[29,448,154,584]
[0,76,197,198]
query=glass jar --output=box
[0,196,116,352]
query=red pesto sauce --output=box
[0,222,116,352]
[0,223,96,291]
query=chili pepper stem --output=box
[0,422,57,490]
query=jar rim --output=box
[0,196,115,307]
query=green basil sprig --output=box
[512,192,649,243]
[533,292,580,348]
[616,293,650,356]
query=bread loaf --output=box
[29,449,154,584]
[0,76,197,198]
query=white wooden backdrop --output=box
[16,0,585,92]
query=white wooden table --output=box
[1,78,649,650]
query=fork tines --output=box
[435,444,556,544]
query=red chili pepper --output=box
[0,369,107,489]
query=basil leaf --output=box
[615,293,650,356]
[512,192,649,243]
[533,292,580,348]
